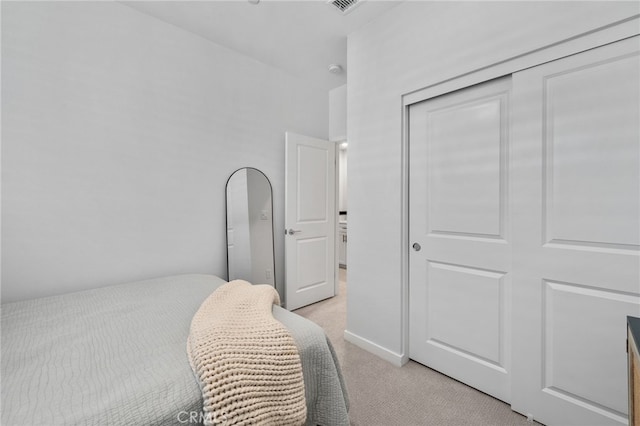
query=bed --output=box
[1,274,349,426]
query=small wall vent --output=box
[328,0,363,15]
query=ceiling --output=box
[121,0,401,91]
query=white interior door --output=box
[285,132,336,310]
[409,77,512,402]
[511,37,640,426]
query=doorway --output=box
[338,141,348,271]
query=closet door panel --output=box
[409,77,512,403]
[544,53,639,247]
[511,36,640,426]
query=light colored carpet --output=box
[294,268,534,426]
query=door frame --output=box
[399,17,640,366]
[334,142,344,294]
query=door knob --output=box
[287,229,302,235]
[412,242,421,251]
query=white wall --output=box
[329,84,347,142]
[346,1,639,362]
[1,2,328,302]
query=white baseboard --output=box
[343,330,409,367]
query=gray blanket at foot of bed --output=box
[1,274,349,426]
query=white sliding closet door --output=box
[409,77,512,403]
[511,36,640,426]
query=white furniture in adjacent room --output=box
[338,220,347,268]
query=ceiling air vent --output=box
[328,0,363,15]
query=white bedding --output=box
[1,274,349,426]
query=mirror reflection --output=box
[225,168,275,287]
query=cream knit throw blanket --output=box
[187,280,306,426]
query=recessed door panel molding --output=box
[426,260,505,367]
[542,280,638,420]
[409,76,512,403]
[511,36,640,426]
[297,145,329,224]
[295,237,328,291]
[543,53,640,250]
[425,90,509,241]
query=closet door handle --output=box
[287,229,302,235]
[412,242,421,252]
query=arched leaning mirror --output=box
[225,168,276,287]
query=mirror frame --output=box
[224,167,276,287]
